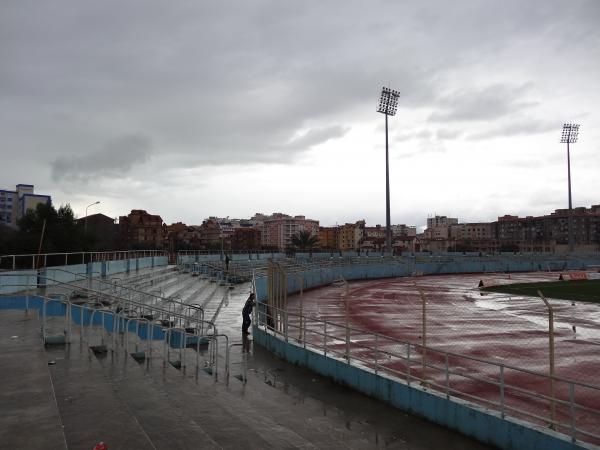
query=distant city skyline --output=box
[2,1,599,230]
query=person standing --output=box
[242,293,256,334]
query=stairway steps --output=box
[47,344,154,450]
[143,355,318,449]
[94,352,220,449]
[0,311,66,450]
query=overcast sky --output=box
[2,0,599,229]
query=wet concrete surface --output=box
[0,310,67,450]
[214,283,494,449]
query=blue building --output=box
[0,184,51,229]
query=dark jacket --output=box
[242,298,255,316]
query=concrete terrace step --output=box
[139,343,375,450]
[0,310,66,450]
[46,344,154,450]
[142,353,320,449]
[93,352,220,449]
[223,352,374,449]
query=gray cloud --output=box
[467,119,558,140]
[51,134,153,182]
[436,129,462,140]
[286,126,350,150]
[428,83,537,122]
[1,0,599,224]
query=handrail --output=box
[39,267,206,326]
[1,274,217,339]
[257,303,600,445]
[228,342,247,385]
[1,291,225,377]
[0,250,168,270]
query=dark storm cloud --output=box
[51,134,153,182]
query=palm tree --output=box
[290,230,319,253]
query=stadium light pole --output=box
[85,201,100,232]
[377,87,400,256]
[560,124,580,253]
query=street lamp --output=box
[560,123,580,253]
[377,86,400,256]
[85,201,100,232]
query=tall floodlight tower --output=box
[377,87,400,256]
[560,123,580,253]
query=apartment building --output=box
[422,205,600,253]
[0,184,51,228]
[118,210,164,249]
[319,227,338,250]
[262,214,319,251]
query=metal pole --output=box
[374,333,379,375]
[385,112,392,255]
[345,301,350,363]
[324,321,327,356]
[569,383,576,442]
[538,290,556,428]
[418,286,427,381]
[567,140,574,253]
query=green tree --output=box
[16,203,89,253]
[290,230,319,252]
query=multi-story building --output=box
[75,213,117,250]
[427,215,458,229]
[198,218,222,248]
[118,210,164,249]
[338,223,357,251]
[319,227,338,250]
[391,224,417,237]
[422,205,600,253]
[497,206,600,253]
[0,184,51,228]
[231,228,262,251]
[262,214,319,251]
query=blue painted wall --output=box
[254,255,600,301]
[0,270,37,294]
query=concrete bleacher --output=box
[0,260,500,449]
[0,305,383,449]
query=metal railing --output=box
[256,304,600,446]
[38,268,206,326]
[0,250,168,271]
[1,274,230,379]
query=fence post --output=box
[324,321,327,356]
[538,290,556,429]
[374,333,379,375]
[500,365,505,418]
[302,314,307,349]
[445,353,449,398]
[345,288,350,363]
[407,344,411,386]
[569,383,576,443]
[417,286,427,381]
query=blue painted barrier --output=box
[254,327,587,450]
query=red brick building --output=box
[118,210,164,249]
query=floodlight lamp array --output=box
[377,87,400,116]
[561,123,580,143]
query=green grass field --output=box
[482,279,600,303]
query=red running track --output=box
[285,272,600,445]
